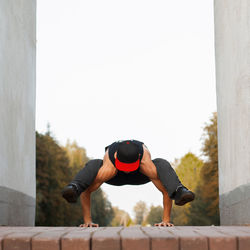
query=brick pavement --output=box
[0,226,250,250]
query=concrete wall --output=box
[0,0,36,225]
[214,0,250,225]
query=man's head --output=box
[115,141,140,172]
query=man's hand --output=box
[79,222,99,227]
[154,221,174,227]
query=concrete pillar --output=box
[0,0,36,225]
[214,0,250,225]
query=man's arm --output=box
[79,153,117,227]
[163,192,172,223]
[140,146,174,226]
[80,181,102,227]
[151,179,174,227]
[152,180,173,227]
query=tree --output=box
[36,131,74,226]
[201,112,219,220]
[133,201,148,225]
[91,188,114,226]
[111,207,132,227]
[171,153,203,225]
[175,152,203,192]
[36,131,114,226]
[170,112,220,226]
[188,112,219,225]
[146,205,163,226]
[186,181,212,225]
[63,140,89,176]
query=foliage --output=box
[171,153,203,225]
[133,201,148,225]
[91,188,114,226]
[186,181,213,225]
[171,112,219,226]
[175,152,204,192]
[36,131,114,226]
[146,205,163,226]
[111,207,132,226]
[63,140,89,176]
[36,131,75,226]
[188,112,220,225]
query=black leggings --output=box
[71,158,182,199]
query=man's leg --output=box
[153,158,195,205]
[62,159,103,203]
[152,158,182,198]
[141,158,195,206]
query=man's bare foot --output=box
[79,222,99,227]
[154,221,174,227]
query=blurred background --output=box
[36,0,218,226]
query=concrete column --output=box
[214,0,250,225]
[0,0,36,225]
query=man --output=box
[62,139,195,227]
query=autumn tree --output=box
[36,131,114,226]
[36,131,74,226]
[146,205,163,226]
[91,188,114,226]
[63,140,89,176]
[170,153,203,225]
[133,201,148,225]
[111,207,132,226]
[188,112,219,225]
[175,153,204,191]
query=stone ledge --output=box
[1,226,250,250]
[0,186,35,226]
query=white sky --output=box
[36,0,216,218]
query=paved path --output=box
[1,226,250,250]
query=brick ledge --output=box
[1,226,250,250]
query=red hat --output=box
[115,158,140,172]
[115,141,140,172]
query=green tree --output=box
[90,188,114,226]
[36,131,114,226]
[171,153,203,225]
[36,131,74,226]
[111,207,132,226]
[187,182,212,225]
[146,205,163,226]
[188,112,219,225]
[63,140,89,176]
[175,152,203,191]
[133,201,148,225]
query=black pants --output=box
[71,158,182,199]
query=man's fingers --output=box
[79,223,99,227]
[166,222,174,227]
[90,223,99,227]
[87,223,99,227]
[154,222,174,227]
